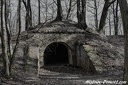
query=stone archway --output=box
[44,42,71,65]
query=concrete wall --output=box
[16,33,91,74]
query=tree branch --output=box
[22,0,27,9]
[108,0,116,7]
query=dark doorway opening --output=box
[44,42,69,65]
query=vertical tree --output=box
[118,0,128,84]
[94,0,98,29]
[112,0,119,35]
[0,0,21,77]
[22,0,32,30]
[81,0,87,29]
[45,0,48,21]
[10,0,21,73]
[1,0,10,76]
[98,0,116,32]
[38,0,41,24]
[77,0,80,25]
[27,0,32,29]
[77,0,87,30]
[54,0,62,21]
[108,9,112,35]
[66,0,72,19]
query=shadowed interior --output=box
[44,42,69,65]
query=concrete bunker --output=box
[15,21,110,74]
[44,42,72,65]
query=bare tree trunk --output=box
[114,0,119,35]
[118,0,128,84]
[108,9,111,35]
[112,0,119,35]
[98,0,116,32]
[1,0,10,76]
[0,0,21,77]
[5,0,11,62]
[27,0,32,29]
[66,0,72,19]
[25,0,29,30]
[77,0,87,30]
[38,0,40,24]
[77,0,80,25]
[81,0,87,29]
[9,0,21,73]
[98,0,109,32]
[55,0,62,21]
[29,3,32,27]
[22,0,32,30]
[94,0,98,29]
[45,0,48,21]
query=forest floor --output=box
[0,35,125,85]
[0,65,123,85]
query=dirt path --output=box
[26,65,122,85]
[0,64,123,85]
[39,65,88,85]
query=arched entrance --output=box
[44,42,70,65]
